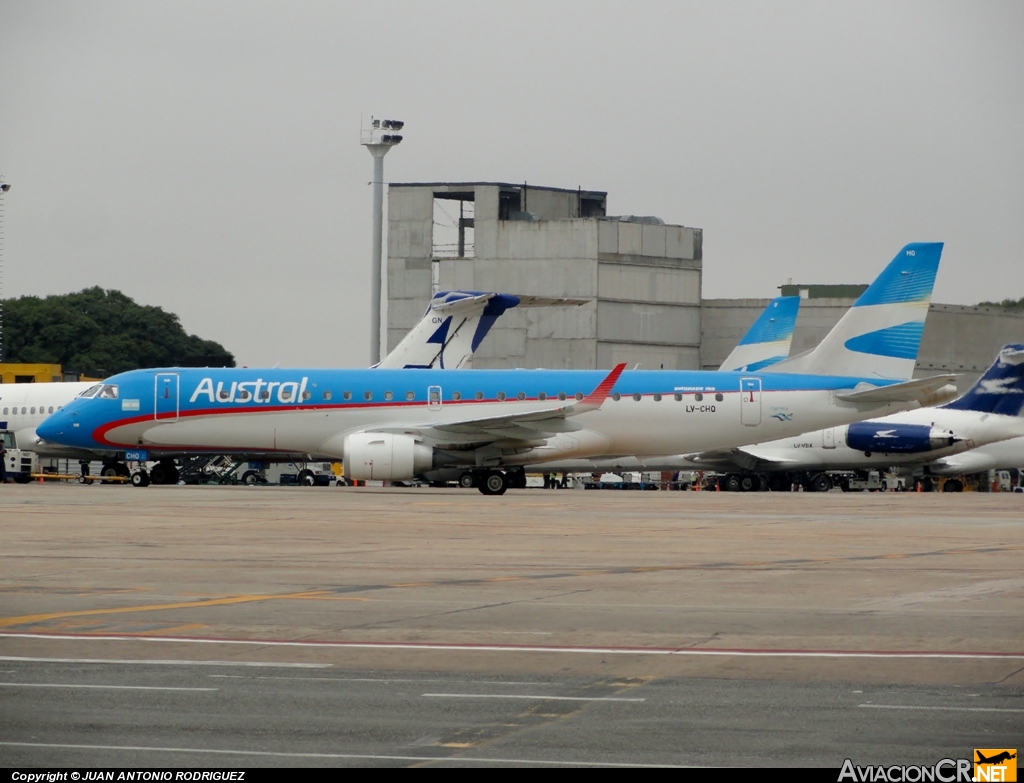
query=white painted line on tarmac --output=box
[0,655,330,668]
[859,704,1024,713]
[208,674,558,685]
[0,740,688,768]
[422,693,645,702]
[0,683,218,691]
[3,632,1022,660]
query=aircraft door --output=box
[155,373,179,421]
[740,377,762,426]
[427,385,442,412]
[823,427,837,449]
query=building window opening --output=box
[433,193,474,258]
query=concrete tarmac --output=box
[1,484,1021,766]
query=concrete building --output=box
[386,182,703,370]
[385,181,1020,387]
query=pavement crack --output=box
[341,589,593,630]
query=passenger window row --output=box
[306,391,726,403]
[2,406,57,415]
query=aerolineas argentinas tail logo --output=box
[190,377,309,405]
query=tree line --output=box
[978,297,1024,310]
[1,287,235,376]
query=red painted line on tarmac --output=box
[1,631,1022,660]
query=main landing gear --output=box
[128,459,180,488]
[465,468,527,495]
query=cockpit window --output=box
[97,384,119,399]
[79,384,102,399]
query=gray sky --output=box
[1,1,1021,368]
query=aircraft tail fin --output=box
[719,296,800,372]
[942,344,1024,416]
[770,242,942,380]
[376,291,588,370]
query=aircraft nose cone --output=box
[36,413,68,443]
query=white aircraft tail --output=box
[719,296,800,372]
[770,242,942,380]
[376,291,588,370]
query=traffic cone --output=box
[916,481,921,493]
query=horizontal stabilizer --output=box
[378,291,590,370]
[835,374,958,405]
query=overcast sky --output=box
[1,1,1021,367]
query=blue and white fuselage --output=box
[38,366,952,481]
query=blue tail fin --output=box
[942,344,1024,415]
[770,242,942,379]
[719,296,800,372]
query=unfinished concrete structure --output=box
[386,182,703,370]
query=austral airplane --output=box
[37,244,957,494]
[7,290,573,483]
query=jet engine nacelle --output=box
[846,422,956,454]
[343,432,434,481]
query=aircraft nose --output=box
[36,411,73,444]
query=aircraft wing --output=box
[835,375,958,405]
[682,447,800,472]
[382,364,626,447]
[429,293,589,314]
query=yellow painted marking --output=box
[298,596,371,602]
[0,590,330,629]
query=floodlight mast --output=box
[361,118,404,365]
[0,177,8,362]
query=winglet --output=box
[573,363,627,413]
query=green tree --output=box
[978,296,1024,310]
[2,287,234,375]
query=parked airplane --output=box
[1,382,98,474]
[681,343,1024,491]
[5,290,575,482]
[37,244,955,494]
